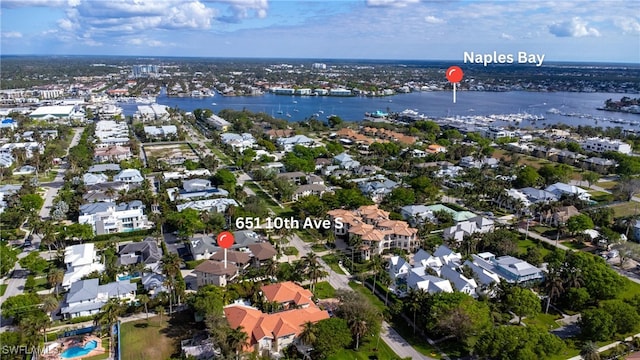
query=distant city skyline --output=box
[1,0,638,63]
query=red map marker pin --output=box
[445,66,464,103]
[217,231,235,249]
[446,66,464,83]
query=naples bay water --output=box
[122,91,640,130]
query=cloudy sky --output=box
[1,0,638,63]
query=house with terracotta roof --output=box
[261,281,314,311]
[328,205,419,259]
[223,282,329,354]
[94,145,132,163]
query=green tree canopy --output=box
[188,285,224,320]
[566,214,594,235]
[580,308,615,341]
[311,318,352,359]
[18,252,49,275]
[475,325,565,360]
[514,166,542,188]
[0,243,18,277]
[505,287,541,324]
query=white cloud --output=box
[424,15,444,24]
[549,17,600,37]
[366,0,419,8]
[57,18,77,31]
[211,0,269,21]
[1,31,22,38]
[501,33,514,40]
[614,17,640,34]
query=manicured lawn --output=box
[609,202,640,218]
[517,238,551,258]
[522,313,561,330]
[312,281,336,299]
[121,317,175,360]
[532,225,555,237]
[589,190,615,203]
[33,276,50,291]
[0,283,7,296]
[321,254,346,275]
[207,145,232,164]
[562,240,587,250]
[328,337,400,360]
[598,181,618,190]
[617,277,640,301]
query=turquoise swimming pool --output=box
[60,340,98,358]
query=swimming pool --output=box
[60,340,98,359]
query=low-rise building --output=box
[118,238,162,274]
[443,216,494,242]
[194,260,238,287]
[78,200,152,235]
[94,145,132,163]
[276,135,315,152]
[581,137,632,154]
[62,244,105,289]
[61,278,136,319]
[545,182,591,202]
[114,168,144,183]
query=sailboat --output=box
[276,104,283,115]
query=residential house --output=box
[176,198,238,213]
[333,152,361,170]
[551,205,580,226]
[144,125,178,139]
[210,250,251,270]
[291,184,329,201]
[60,278,137,319]
[582,157,618,174]
[223,282,329,354]
[0,184,21,213]
[406,268,454,294]
[357,177,398,203]
[94,145,132,163]
[220,133,256,152]
[83,173,109,186]
[62,244,105,289]
[400,204,476,226]
[189,236,219,261]
[114,168,144,184]
[78,200,152,235]
[95,120,129,146]
[276,135,315,152]
[206,115,231,132]
[0,142,44,159]
[167,179,229,201]
[277,172,306,185]
[0,153,14,168]
[443,216,494,242]
[439,265,478,297]
[581,137,632,154]
[327,205,419,259]
[194,260,238,287]
[247,243,277,267]
[471,252,544,284]
[261,281,315,310]
[388,256,411,283]
[118,238,162,274]
[519,187,559,204]
[545,182,591,201]
[88,164,121,173]
[141,273,168,298]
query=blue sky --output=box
[1,0,639,62]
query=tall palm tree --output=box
[262,259,278,280]
[161,253,182,314]
[47,268,64,296]
[407,288,427,335]
[228,326,249,360]
[350,319,368,350]
[155,305,165,322]
[580,341,600,360]
[350,235,362,273]
[138,294,150,320]
[378,271,392,306]
[544,270,565,314]
[370,255,383,294]
[299,321,317,346]
[94,299,122,354]
[42,295,59,316]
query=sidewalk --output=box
[566,333,640,360]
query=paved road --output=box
[287,233,433,360]
[516,228,572,251]
[40,127,84,219]
[0,252,32,331]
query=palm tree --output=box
[161,253,182,314]
[299,321,317,346]
[94,299,122,354]
[42,295,59,316]
[580,341,600,360]
[544,270,564,314]
[228,326,249,360]
[378,271,392,306]
[350,319,368,350]
[370,255,383,294]
[155,305,165,322]
[262,259,278,280]
[407,288,427,335]
[138,294,150,320]
[350,235,362,273]
[47,268,64,296]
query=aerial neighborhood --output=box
[1,59,640,360]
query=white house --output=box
[144,125,178,138]
[220,133,256,152]
[545,182,591,201]
[83,173,109,186]
[114,168,144,183]
[581,137,632,154]
[276,135,315,152]
[60,278,136,319]
[62,244,105,289]
[439,265,478,297]
[78,200,152,235]
[443,216,495,242]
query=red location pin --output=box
[446,66,464,83]
[445,66,464,103]
[217,231,235,249]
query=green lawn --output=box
[522,313,561,330]
[609,202,640,218]
[321,254,345,275]
[597,181,618,190]
[617,277,640,301]
[283,247,299,256]
[207,145,233,165]
[120,317,175,360]
[589,190,615,203]
[33,277,50,291]
[517,238,551,258]
[563,241,587,250]
[312,281,336,299]
[0,283,6,296]
[328,337,400,360]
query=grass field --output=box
[322,254,346,275]
[522,313,561,330]
[589,190,615,203]
[609,202,640,218]
[597,181,619,190]
[120,317,176,360]
[312,281,336,299]
[517,238,552,258]
[328,338,400,360]
[0,284,6,296]
[617,277,640,301]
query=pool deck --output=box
[43,335,106,360]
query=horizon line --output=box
[1,54,639,65]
